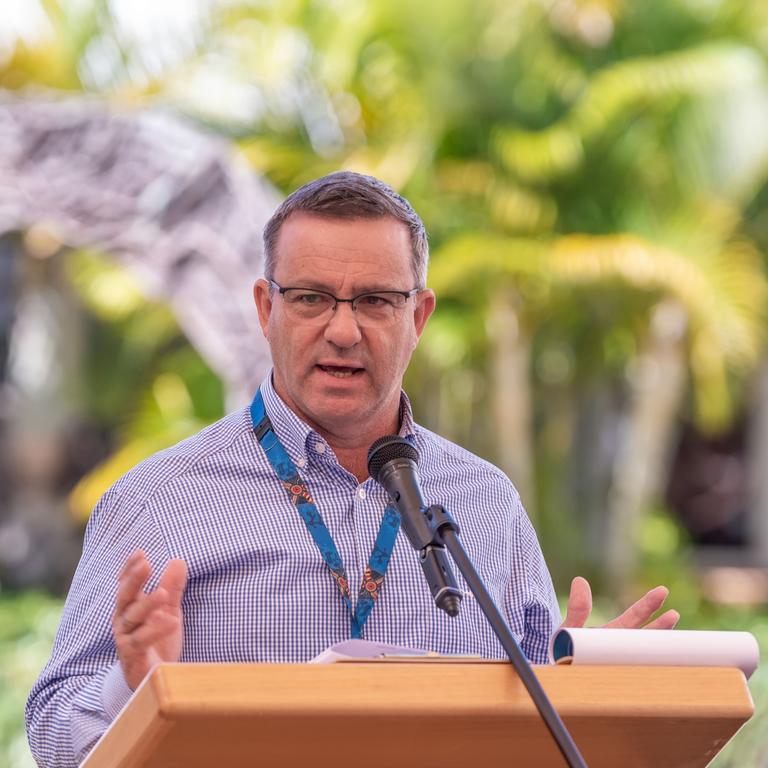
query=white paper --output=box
[310,639,429,664]
[549,628,759,679]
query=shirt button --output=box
[314,443,326,454]
[357,488,366,500]
[296,457,306,468]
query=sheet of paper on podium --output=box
[310,639,483,663]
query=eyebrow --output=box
[286,282,406,294]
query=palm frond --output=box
[493,43,767,183]
[430,231,768,428]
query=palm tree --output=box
[3,0,768,591]
[3,3,768,765]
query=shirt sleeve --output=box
[25,489,170,767]
[506,496,562,665]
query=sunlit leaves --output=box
[58,247,224,509]
[431,230,768,429]
[2,0,768,562]
[494,43,767,184]
[0,591,62,768]
[64,249,146,320]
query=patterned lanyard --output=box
[250,390,401,639]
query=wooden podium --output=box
[82,662,754,768]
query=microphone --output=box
[367,436,463,617]
[368,440,587,767]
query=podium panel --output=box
[82,662,754,768]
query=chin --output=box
[314,401,366,424]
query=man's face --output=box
[254,212,435,440]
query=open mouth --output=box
[317,364,364,379]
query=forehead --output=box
[272,212,414,289]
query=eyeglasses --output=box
[269,280,420,327]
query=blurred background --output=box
[1,0,767,764]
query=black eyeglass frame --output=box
[268,280,420,313]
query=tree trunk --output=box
[747,358,768,567]
[0,238,84,591]
[488,289,535,518]
[604,299,688,597]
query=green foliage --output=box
[2,2,768,762]
[633,509,768,766]
[710,633,768,767]
[0,592,62,768]
[63,250,225,519]
[6,0,768,434]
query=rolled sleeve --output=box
[507,499,561,665]
[26,490,169,766]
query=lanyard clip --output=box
[253,415,273,443]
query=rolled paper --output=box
[549,628,759,679]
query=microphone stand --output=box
[421,503,588,768]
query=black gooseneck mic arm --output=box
[368,438,463,617]
[367,436,588,768]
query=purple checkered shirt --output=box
[26,374,560,766]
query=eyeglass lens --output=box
[281,289,409,326]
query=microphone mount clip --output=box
[412,505,462,618]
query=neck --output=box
[315,419,400,483]
[269,376,402,484]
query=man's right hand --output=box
[112,550,188,690]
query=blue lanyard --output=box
[250,390,401,639]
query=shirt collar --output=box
[397,390,416,440]
[258,371,416,469]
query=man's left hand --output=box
[562,576,680,629]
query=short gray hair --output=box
[263,171,429,287]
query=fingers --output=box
[115,602,181,691]
[158,559,188,608]
[642,608,680,630]
[115,551,151,614]
[113,552,187,637]
[114,587,169,636]
[561,576,592,628]
[562,579,679,630]
[112,551,187,690]
[118,608,180,651]
[604,586,670,629]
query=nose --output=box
[323,302,362,348]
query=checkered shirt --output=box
[26,374,560,766]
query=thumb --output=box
[158,559,188,608]
[561,576,592,628]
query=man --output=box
[27,172,677,767]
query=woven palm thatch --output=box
[0,94,278,405]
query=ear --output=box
[412,289,436,340]
[253,279,273,338]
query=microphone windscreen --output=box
[367,436,419,481]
